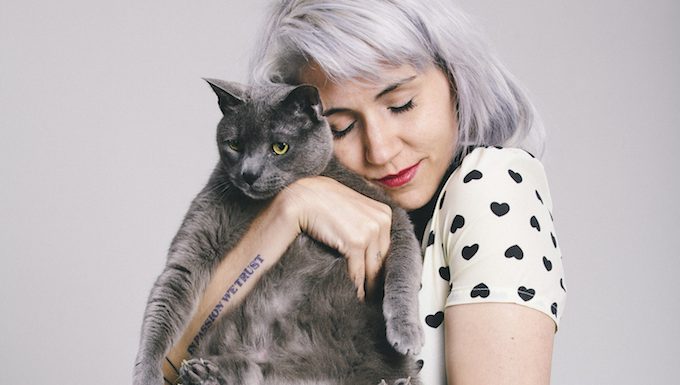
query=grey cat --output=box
[133,79,424,385]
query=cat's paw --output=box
[377,377,412,385]
[385,315,424,355]
[179,358,223,385]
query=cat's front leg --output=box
[134,204,229,385]
[382,208,424,356]
[320,160,424,355]
[134,256,212,385]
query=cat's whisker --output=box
[218,183,233,197]
[204,179,233,198]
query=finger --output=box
[346,248,366,302]
[370,206,391,297]
[378,208,392,263]
[364,247,382,299]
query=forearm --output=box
[163,198,300,383]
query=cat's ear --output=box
[281,85,324,123]
[203,78,247,115]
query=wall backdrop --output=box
[1,1,678,384]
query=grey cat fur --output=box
[133,79,424,385]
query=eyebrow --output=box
[321,75,417,117]
[322,107,351,117]
[374,76,416,100]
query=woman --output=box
[164,1,566,384]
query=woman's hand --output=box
[276,175,393,300]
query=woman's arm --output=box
[161,194,297,383]
[444,303,555,385]
[435,148,564,385]
[162,176,392,383]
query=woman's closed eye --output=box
[332,120,356,139]
[330,98,415,139]
[388,99,415,114]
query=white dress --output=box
[415,146,567,385]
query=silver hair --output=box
[248,0,546,159]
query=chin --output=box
[239,185,281,201]
[388,189,430,211]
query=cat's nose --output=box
[242,170,259,185]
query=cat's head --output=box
[205,79,333,200]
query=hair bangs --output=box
[278,2,433,84]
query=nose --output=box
[241,156,263,185]
[241,170,259,185]
[363,116,402,166]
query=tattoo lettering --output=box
[187,255,264,354]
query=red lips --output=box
[376,162,420,188]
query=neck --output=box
[408,145,476,242]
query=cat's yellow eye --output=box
[226,140,240,152]
[272,142,289,155]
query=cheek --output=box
[417,102,457,152]
[220,149,238,167]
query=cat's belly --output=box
[193,218,416,384]
[204,234,384,357]
[256,235,361,322]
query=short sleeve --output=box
[438,147,567,329]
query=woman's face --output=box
[300,64,459,210]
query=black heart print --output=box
[508,169,523,183]
[463,170,483,183]
[551,232,557,248]
[543,256,553,271]
[517,286,536,301]
[462,244,479,260]
[438,266,450,281]
[439,191,447,209]
[530,216,541,231]
[470,283,490,298]
[425,311,444,328]
[450,215,465,233]
[535,190,543,204]
[427,231,435,247]
[490,202,510,217]
[551,302,558,316]
[504,245,524,260]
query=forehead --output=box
[299,63,420,103]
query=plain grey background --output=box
[1,0,678,384]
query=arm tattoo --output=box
[187,255,264,354]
